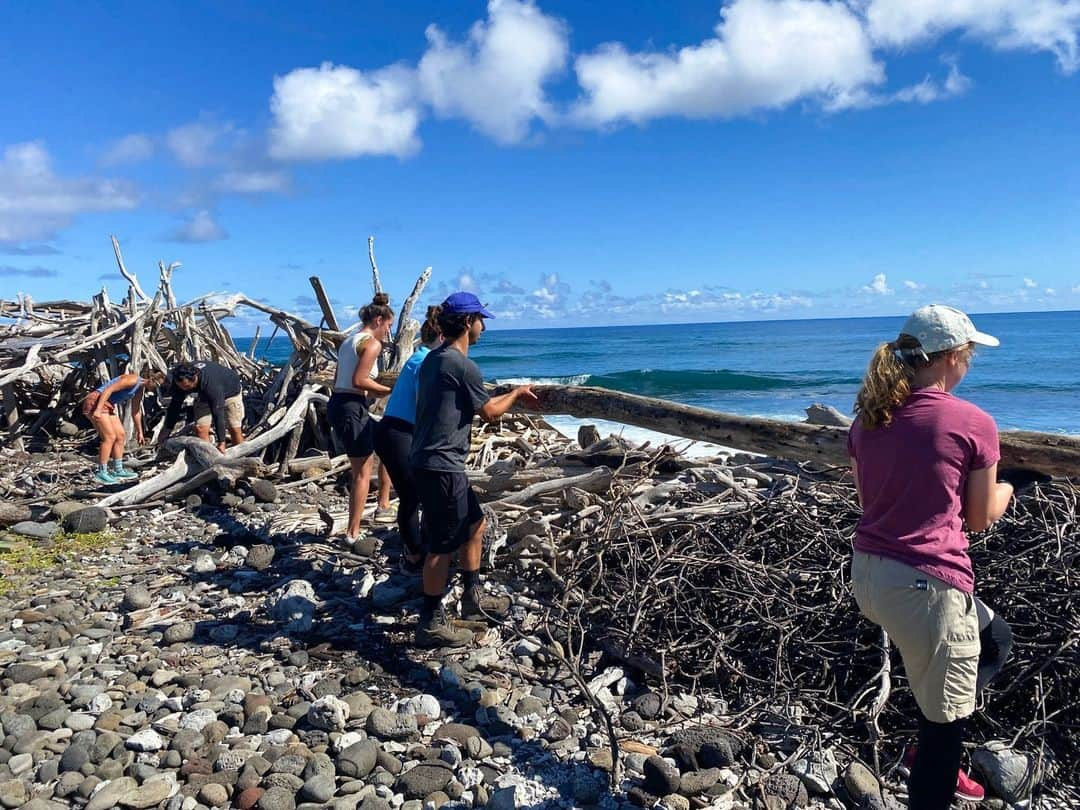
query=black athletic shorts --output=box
[327,392,374,459]
[413,468,484,554]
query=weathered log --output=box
[163,437,264,473]
[98,453,194,508]
[0,502,32,527]
[492,466,613,507]
[468,464,595,495]
[308,276,341,332]
[519,385,1080,477]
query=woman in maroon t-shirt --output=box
[849,305,1016,809]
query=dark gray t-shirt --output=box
[410,345,491,472]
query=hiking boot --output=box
[109,462,138,480]
[93,467,118,485]
[899,745,986,802]
[415,608,473,648]
[459,585,511,622]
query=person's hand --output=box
[216,441,227,453]
[92,410,106,420]
[997,467,1052,492]
[515,385,539,407]
[135,429,145,446]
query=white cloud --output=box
[855,60,972,107]
[0,141,138,243]
[168,210,228,243]
[902,279,925,290]
[1073,284,1080,294]
[166,122,235,167]
[418,0,569,143]
[571,0,884,126]
[864,0,1080,73]
[1023,276,1038,288]
[862,273,893,295]
[456,271,478,291]
[100,133,155,166]
[1045,287,1056,295]
[215,170,291,194]
[268,63,421,160]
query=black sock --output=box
[421,593,442,618]
[909,715,965,809]
[461,569,480,590]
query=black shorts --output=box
[413,468,484,554]
[327,392,374,459]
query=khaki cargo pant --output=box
[851,551,980,724]
[194,394,245,429]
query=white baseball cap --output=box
[900,305,999,354]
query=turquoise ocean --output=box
[238,310,1080,437]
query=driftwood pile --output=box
[0,237,431,509]
[492,440,1080,799]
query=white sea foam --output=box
[542,415,759,460]
[495,374,591,386]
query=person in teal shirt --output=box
[374,306,442,573]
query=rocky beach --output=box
[1,411,1076,810]
[2,265,1078,810]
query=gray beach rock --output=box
[10,521,60,540]
[644,756,681,796]
[62,507,108,534]
[122,585,152,611]
[308,696,350,732]
[972,742,1039,803]
[336,740,379,779]
[396,762,453,799]
[270,580,316,634]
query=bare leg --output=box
[347,455,375,538]
[422,552,453,598]
[93,417,114,467]
[459,518,485,573]
[228,426,244,446]
[109,415,126,460]
[377,463,392,509]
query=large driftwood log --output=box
[492,466,613,507]
[519,385,1080,477]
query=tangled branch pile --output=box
[0,238,430,505]
[536,464,1079,794]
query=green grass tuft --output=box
[0,530,115,596]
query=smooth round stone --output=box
[8,752,34,776]
[199,783,231,807]
[65,713,97,732]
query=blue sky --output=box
[1,0,1077,332]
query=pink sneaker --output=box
[955,769,986,802]
[899,746,986,802]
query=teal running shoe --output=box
[109,462,138,480]
[93,467,118,485]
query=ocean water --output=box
[237,310,1080,437]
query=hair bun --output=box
[372,292,390,306]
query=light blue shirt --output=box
[95,376,141,404]
[383,346,430,424]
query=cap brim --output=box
[970,330,999,347]
[477,306,496,319]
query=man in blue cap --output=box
[410,292,538,647]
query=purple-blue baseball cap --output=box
[442,291,495,318]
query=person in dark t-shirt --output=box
[160,360,245,451]
[410,292,537,647]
